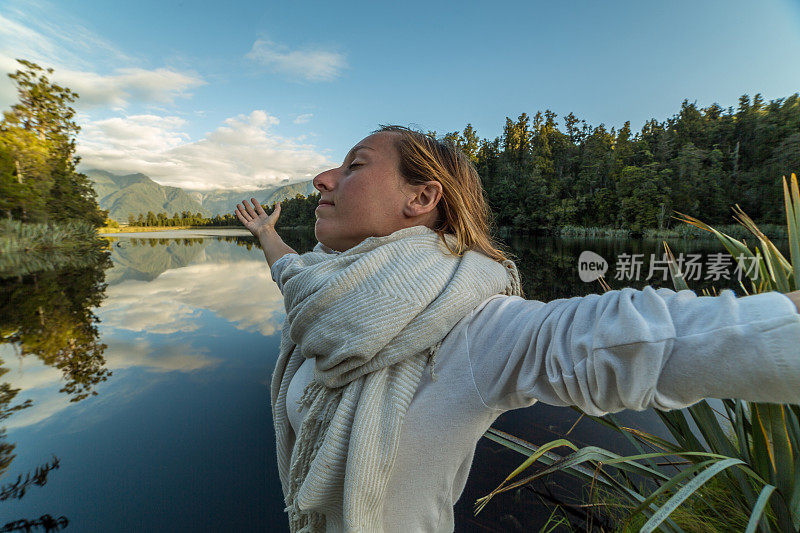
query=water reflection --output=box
[0,249,112,530]
[0,228,774,531]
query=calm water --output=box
[0,229,774,531]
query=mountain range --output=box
[84,169,317,222]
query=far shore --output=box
[98,223,789,241]
[99,225,313,236]
[99,225,241,234]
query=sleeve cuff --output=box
[748,292,800,403]
[655,290,800,409]
[739,290,798,321]
[270,252,298,290]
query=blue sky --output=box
[1,0,799,191]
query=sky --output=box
[1,0,799,192]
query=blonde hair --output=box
[375,124,515,264]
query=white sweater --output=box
[270,252,800,532]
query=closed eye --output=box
[348,162,362,170]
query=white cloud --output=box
[246,38,346,82]
[293,113,314,124]
[55,67,204,107]
[77,110,333,190]
[0,5,204,109]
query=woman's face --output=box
[312,131,424,252]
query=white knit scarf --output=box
[270,225,522,532]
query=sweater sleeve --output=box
[466,287,800,415]
[270,252,299,293]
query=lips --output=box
[318,200,335,206]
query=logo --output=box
[578,251,608,282]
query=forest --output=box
[458,96,799,232]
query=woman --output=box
[236,125,800,533]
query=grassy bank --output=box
[1,219,103,253]
[554,223,788,240]
[0,219,110,277]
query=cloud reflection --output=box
[98,260,285,336]
[2,245,287,430]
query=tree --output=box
[0,59,105,226]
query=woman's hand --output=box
[235,198,280,238]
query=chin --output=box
[314,222,335,250]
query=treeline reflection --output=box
[0,250,112,530]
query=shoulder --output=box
[270,252,299,288]
[446,294,546,341]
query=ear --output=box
[403,180,443,218]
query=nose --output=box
[313,167,338,193]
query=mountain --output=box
[85,170,210,222]
[186,181,317,215]
[264,180,318,204]
[84,170,317,222]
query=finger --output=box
[253,199,267,216]
[236,203,251,222]
[268,201,281,222]
[245,198,257,217]
[234,207,246,224]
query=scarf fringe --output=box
[285,377,344,533]
[427,341,443,382]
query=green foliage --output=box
[476,174,800,532]
[0,59,106,227]
[450,94,800,233]
[272,192,320,229]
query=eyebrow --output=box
[344,144,375,163]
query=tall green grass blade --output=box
[686,401,739,458]
[783,176,800,291]
[790,458,800,530]
[745,484,776,533]
[790,174,800,290]
[504,439,579,483]
[663,242,690,291]
[640,458,745,533]
[626,459,718,522]
[752,403,777,479]
[733,400,753,464]
[655,409,707,453]
[760,241,791,292]
[764,404,795,498]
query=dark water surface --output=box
[0,228,775,531]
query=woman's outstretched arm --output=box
[466,287,800,415]
[234,198,297,268]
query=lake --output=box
[0,228,770,531]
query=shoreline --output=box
[98,225,242,234]
[97,223,789,241]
